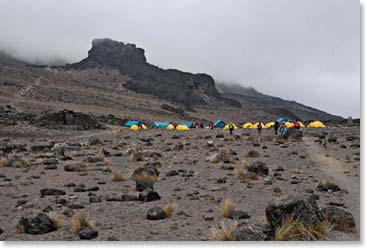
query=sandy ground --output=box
[0,124,360,241]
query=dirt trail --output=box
[304,137,360,227]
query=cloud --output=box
[0,0,360,117]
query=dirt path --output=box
[304,137,360,228]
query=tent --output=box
[223,123,238,130]
[166,124,175,130]
[180,122,193,128]
[176,125,190,131]
[214,119,226,128]
[242,122,253,128]
[251,122,265,129]
[265,122,275,128]
[153,121,170,128]
[130,125,140,131]
[307,121,326,128]
[141,124,148,129]
[285,122,294,128]
[125,120,141,128]
[299,122,305,128]
[276,118,289,123]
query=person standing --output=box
[274,121,279,135]
[228,123,234,135]
[257,122,263,135]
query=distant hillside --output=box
[0,50,27,65]
[216,83,342,121]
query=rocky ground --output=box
[0,121,360,241]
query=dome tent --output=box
[214,119,226,128]
[265,122,275,128]
[242,122,253,128]
[176,125,190,131]
[180,122,193,128]
[130,125,140,131]
[166,124,175,130]
[125,120,141,128]
[153,121,170,128]
[223,123,238,130]
[307,121,326,128]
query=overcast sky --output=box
[0,0,360,118]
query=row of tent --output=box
[124,119,326,131]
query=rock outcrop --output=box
[70,38,240,108]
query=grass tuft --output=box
[163,202,177,218]
[112,171,124,182]
[210,221,238,241]
[221,198,235,218]
[274,217,334,241]
[48,211,63,228]
[71,212,92,234]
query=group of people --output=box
[226,119,302,136]
[273,119,302,135]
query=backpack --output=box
[229,123,234,129]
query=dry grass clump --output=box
[72,212,93,234]
[274,217,334,241]
[221,198,235,218]
[163,202,177,218]
[0,157,6,168]
[48,212,63,228]
[131,173,158,182]
[0,154,29,168]
[210,221,238,241]
[234,168,246,178]
[11,224,25,235]
[112,171,124,182]
[242,159,250,169]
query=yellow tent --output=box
[242,122,253,128]
[251,122,265,129]
[299,122,305,128]
[265,122,275,128]
[130,125,140,131]
[307,121,326,128]
[166,124,175,130]
[285,122,294,128]
[141,124,147,129]
[223,123,238,130]
[176,125,190,131]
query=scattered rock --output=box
[19,213,57,235]
[79,227,98,240]
[321,206,356,231]
[247,161,269,176]
[146,206,165,220]
[316,180,341,192]
[138,189,161,202]
[40,188,66,196]
[246,150,260,158]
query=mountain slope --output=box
[216,83,342,121]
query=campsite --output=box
[0,112,360,240]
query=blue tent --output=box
[214,119,226,128]
[180,122,193,128]
[125,120,141,128]
[276,118,289,123]
[153,121,170,128]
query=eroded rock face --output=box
[34,109,102,130]
[69,38,239,108]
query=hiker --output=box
[228,123,235,135]
[274,121,280,135]
[257,122,263,135]
[209,122,214,130]
[294,119,301,129]
[280,122,287,134]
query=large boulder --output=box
[265,195,322,229]
[247,161,269,176]
[19,213,57,235]
[321,206,356,231]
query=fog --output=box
[0,0,360,118]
